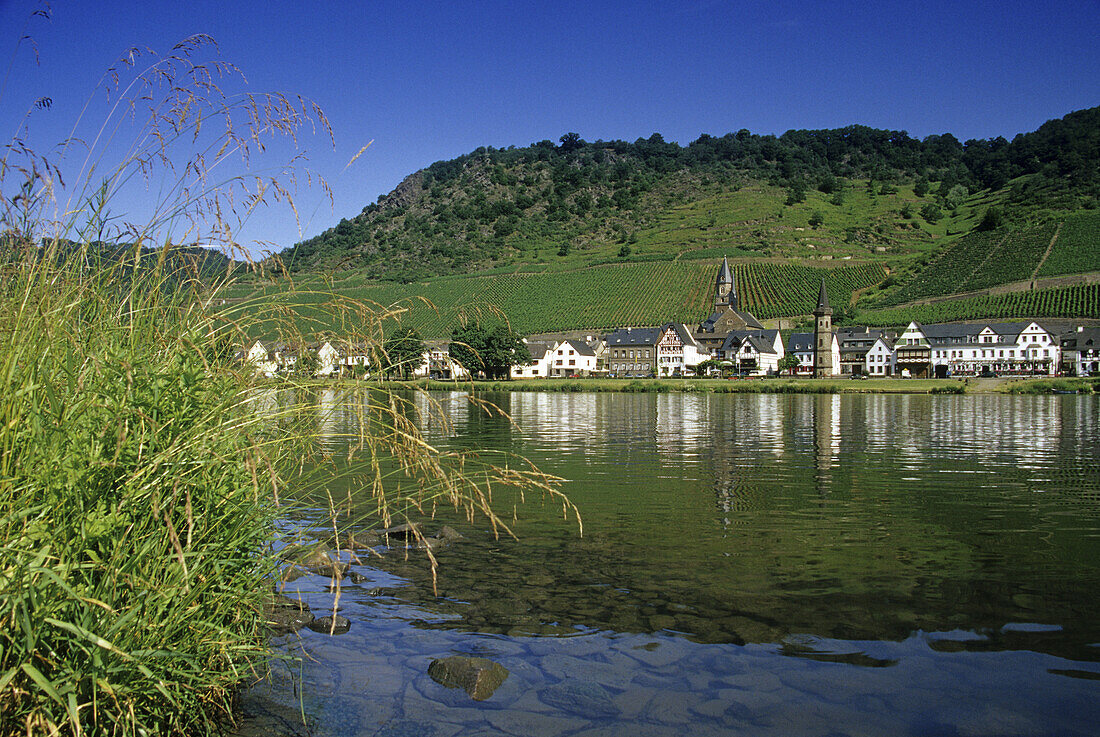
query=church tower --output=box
[813,279,833,378]
[715,256,735,310]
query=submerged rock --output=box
[380,523,421,544]
[539,680,620,717]
[264,594,314,636]
[343,530,381,549]
[307,559,349,578]
[427,655,510,701]
[307,615,351,635]
[283,542,334,567]
[277,564,311,583]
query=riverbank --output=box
[334,376,1099,395]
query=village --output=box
[246,258,1100,382]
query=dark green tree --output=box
[384,326,426,379]
[808,211,824,228]
[976,206,1004,232]
[785,183,806,206]
[920,203,943,224]
[558,132,584,153]
[449,322,530,380]
[777,354,801,376]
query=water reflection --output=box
[241,390,1100,737]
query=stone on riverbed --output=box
[538,680,620,717]
[427,655,510,701]
[307,614,351,635]
[264,593,314,636]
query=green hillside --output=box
[236,107,1100,335]
[276,107,1100,282]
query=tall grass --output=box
[0,24,573,736]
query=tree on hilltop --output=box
[559,132,584,153]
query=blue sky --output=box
[2,0,1097,258]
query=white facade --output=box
[927,321,1060,376]
[414,344,470,380]
[512,343,554,378]
[864,338,896,376]
[547,340,598,377]
[656,324,706,377]
[246,340,295,377]
[317,342,342,376]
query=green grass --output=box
[0,241,288,734]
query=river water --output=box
[240,391,1100,737]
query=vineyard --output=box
[239,260,887,338]
[737,262,886,319]
[886,223,1055,304]
[859,283,1100,327]
[1037,211,1100,277]
[958,222,1056,291]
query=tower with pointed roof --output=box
[813,279,834,378]
[715,256,734,309]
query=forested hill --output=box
[278,106,1100,280]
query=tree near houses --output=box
[384,326,426,379]
[777,354,801,376]
[449,322,530,380]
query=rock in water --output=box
[427,655,510,701]
[264,594,314,636]
[307,615,351,635]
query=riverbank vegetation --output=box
[365,376,1099,395]
[0,28,572,736]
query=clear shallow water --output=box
[240,391,1100,737]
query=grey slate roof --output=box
[815,279,831,313]
[604,326,663,346]
[786,332,815,352]
[559,339,596,357]
[721,329,780,355]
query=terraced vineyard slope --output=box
[238,260,885,338]
[1036,211,1100,278]
[880,213,1099,307]
[859,283,1100,327]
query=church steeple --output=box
[813,279,834,378]
[814,278,832,314]
[715,256,735,309]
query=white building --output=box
[718,329,785,376]
[512,341,554,378]
[245,340,295,377]
[547,339,599,377]
[413,341,470,380]
[656,323,707,377]
[1060,327,1100,376]
[864,336,896,376]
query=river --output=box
[239,390,1100,737]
